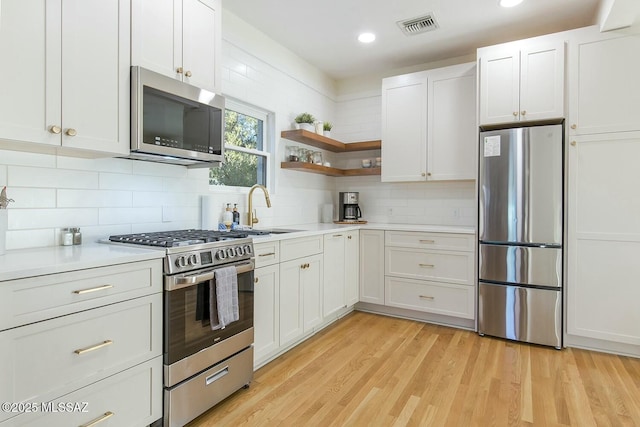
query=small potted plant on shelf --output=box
[323,122,333,138]
[294,112,316,132]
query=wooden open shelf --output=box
[281,129,381,152]
[281,162,381,177]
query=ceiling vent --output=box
[397,14,439,36]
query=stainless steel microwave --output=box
[127,66,225,167]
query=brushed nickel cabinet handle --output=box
[49,125,61,134]
[419,295,435,300]
[419,263,435,268]
[419,239,435,244]
[258,252,276,257]
[74,340,113,355]
[65,128,77,137]
[73,284,113,295]
[79,411,114,427]
[185,70,192,77]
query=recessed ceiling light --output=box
[499,0,524,7]
[358,32,376,43]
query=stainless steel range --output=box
[109,230,255,427]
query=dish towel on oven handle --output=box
[210,266,239,330]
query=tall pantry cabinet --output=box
[565,27,640,355]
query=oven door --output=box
[164,260,254,386]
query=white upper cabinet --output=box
[381,62,477,182]
[131,0,221,93]
[381,73,428,182]
[0,0,130,156]
[479,41,565,125]
[568,31,640,136]
[427,63,477,181]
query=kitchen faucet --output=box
[248,184,271,226]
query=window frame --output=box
[209,99,274,192]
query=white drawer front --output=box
[385,277,474,319]
[0,356,162,427]
[0,294,162,417]
[385,231,474,251]
[254,241,280,268]
[385,247,473,285]
[280,236,323,262]
[0,260,162,331]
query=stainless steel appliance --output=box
[126,66,225,167]
[338,192,362,221]
[478,123,564,349]
[109,230,255,427]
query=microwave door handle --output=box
[166,261,254,291]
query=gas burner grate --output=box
[109,229,250,247]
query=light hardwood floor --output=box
[188,312,640,426]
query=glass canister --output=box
[286,145,300,162]
[312,151,323,165]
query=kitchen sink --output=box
[246,228,302,235]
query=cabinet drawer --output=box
[254,241,280,268]
[0,294,162,417]
[0,260,162,331]
[385,231,474,251]
[280,235,323,262]
[385,277,474,319]
[0,356,162,427]
[385,247,473,285]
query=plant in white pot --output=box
[294,113,316,132]
[323,122,333,138]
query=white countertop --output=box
[0,242,164,282]
[0,223,475,281]
[250,222,476,242]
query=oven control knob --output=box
[235,246,244,256]
[226,248,235,258]
[216,250,226,260]
[175,256,187,268]
[243,244,252,255]
[188,254,198,266]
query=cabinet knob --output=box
[571,141,576,146]
[421,172,426,177]
[176,67,183,74]
[65,128,77,137]
[571,124,577,130]
[427,172,431,177]
[185,70,192,77]
[348,235,352,240]
[512,112,518,117]
[521,110,527,116]
[49,125,61,134]
[254,277,259,283]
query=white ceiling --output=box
[223,0,603,80]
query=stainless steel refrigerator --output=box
[478,124,563,349]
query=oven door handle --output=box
[166,260,254,291]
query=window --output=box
[209,101,270,187]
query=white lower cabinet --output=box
[323,231,359,319]
[0,259,163,426]
[359,230,385,305]
[0,357,162,427]
[358,230,475,328]
[253,264,279,367]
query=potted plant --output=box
[323,122,333,138]
[294,112,316,132]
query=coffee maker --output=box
[338,192,362,222]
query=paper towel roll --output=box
[201,195,220,230]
